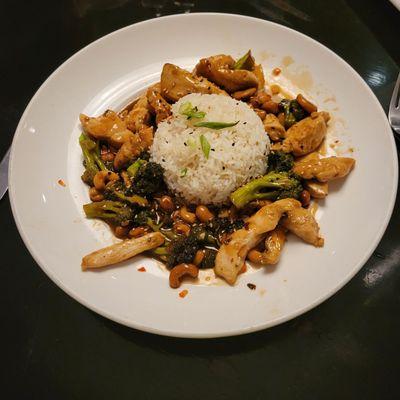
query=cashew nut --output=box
[89,187,104,202]
[232,87,257,100]
[193,250,205,266]
[179,206,197,224]
[195,205,214,223]
[129,226,148,238]
[169,263,199,288]
[296,94,317,114]
[93,171,119,191]
[173,222,191,236]
[158,195,175,212]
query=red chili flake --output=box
[179,289,188,298]
[272,67,282,76]
[57,179,66,187]
[247,283,256,290]
[244,222,250,230]
[137,266,146,272]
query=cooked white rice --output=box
[150,93,270,205]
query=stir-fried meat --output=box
[282,207,324,247]
[281,111,330,156]
[293,156,355,182]
[113,134,143,170]
[195,54,259,93]
[215,198,301,284]
[263,113,286,141]
[146,83,172,124]
[80,110,134,148]
[113,126,154,170]
[247,225,287,265]
[138,126,154,148]
[124,95,152,133]
[160,63,226,102]
[231,87,257,100]
[295,151,320,163]
[304,180,329,198]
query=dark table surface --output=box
[1,0,399,398]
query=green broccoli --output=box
[199,248,217,269]
[127,161,166,197]
[132,209,164,231]
[127,159,146,178]
[166,235,201,268]
[205,218,244,243]
[230,171,303,208]
[79,133,107,185]
[279,99,308,129]
[104,181,148,207]
[83,200,134,226]
[190,224,216,245]
[267,151,294,173]
[133,210,154,225]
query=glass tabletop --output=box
[1,1,399,398]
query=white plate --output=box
[388,0,400,11]
[9,13,398,338]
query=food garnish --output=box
[199,134,211,159]
[194,121,239,130]
[179,101,206,119]
[180,168,188,177]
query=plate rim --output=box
[8,12,399,338]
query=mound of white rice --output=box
[150,93,270,205]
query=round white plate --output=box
[9,13,398,338]
[388,0,400,12]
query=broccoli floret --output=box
[163,221,238,267]
[190,224,216,245]
[133,210,153,225]
[132,209,165,231]
[104,181,148,207]
[230,171,303,208]
[267,151,294,173]
[205,218,245,246]
[83,200,134,226]
[199,248,217,269]
[206,218,244,238]
[126,159,146,178]
[279,99,308,129]
[128,161,166,197]
[166,235,201,268]
[138,150,150,161]
[79,133,107,185]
